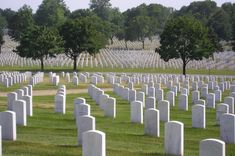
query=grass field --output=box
[1,66,235,76]
[0,75,114,92]
[0,84,235,156]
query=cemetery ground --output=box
[0,79,235,155]
[1,66,235,76]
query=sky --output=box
[1,0,235,12]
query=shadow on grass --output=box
[145,153,165,156]
[58,145,79,148]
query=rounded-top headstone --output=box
[82,130,106,156]
[200,139,225,156]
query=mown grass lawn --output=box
[1,66,235,76]
[0,74,113,92]
[0,85,234,156]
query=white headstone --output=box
[166,91,175,107]
[216,103,229,125]
[129,89,136,103]
[22,95,32,116]
[75,103,90,125]
[215,90,222,102]
[136,92,145,107]
[73,76,79,85]
[0,126,2,156]
[55,94,66,114]
[192,91,200,104]
[158,100,170,122]
[7,92,17,110]
[130,101,143,124]
[164,121,184,156]
[0,111,16,140]
[220,113,235,143]
[224,97,234,114]
[12,100,27,126]
[99,94,109,110]
[201,86,208,98]
[144,108,159,137]
[82,130,106,156]
[192,104,205,129]
[200,139,225,156]
[27,85,33,96]
[156,89,163,101]
[145,97,156,110]
[179,94,188,111]
[74,98,86,118]
[77,115,95,145]
[206,93,215,108]
[104,97,116,118]
[148,87,155,97]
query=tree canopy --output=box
[0,14,7,53]
[124,3,172,35]
[175,1,235,43]
[175,0,218,25]
[156,16,217,76]
[34,0,69,27]
[70,9,95,19]
[0,8,16,27]
[90,0,111,21]
[207,9,232,41]
[126,16,152,49]
[60,17,108,70]
[8,5,34,41]
[14,25,64,70]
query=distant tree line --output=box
[0,0,234,72]
[174,0,235,42]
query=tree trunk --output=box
[110,37,114,45]
[183,61,186,77]
[0,45,1,54]
[125,40,128,49]
[40,57,44,71]
[142,40,145,49]
[73,56,77,71]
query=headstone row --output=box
[55,85,66,114]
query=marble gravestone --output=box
[200,139,225,156]
[164,121,184,156]
[144,108,159,137]
[82,130,106,156]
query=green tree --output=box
[208,9,232,41]
[60,17,107,70]
[0,32,4,54]
[156,16,216,76]
[0,14,7,29]
[70,9,95,19]
[222,2,235,47]
[147,4,172,34]
[126,16,152,49]
[0,14,7,53]
[14,25,64,70]
[116,26,129,49]
[90,0,111,20]
[175,0,218,25]
[0,8,16,27]
[124,3,171,35]
[121,3,172,48]
[233,24,235,51]
[8,5,34,41]
[108,8,124,44]
[35,0,69,27]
